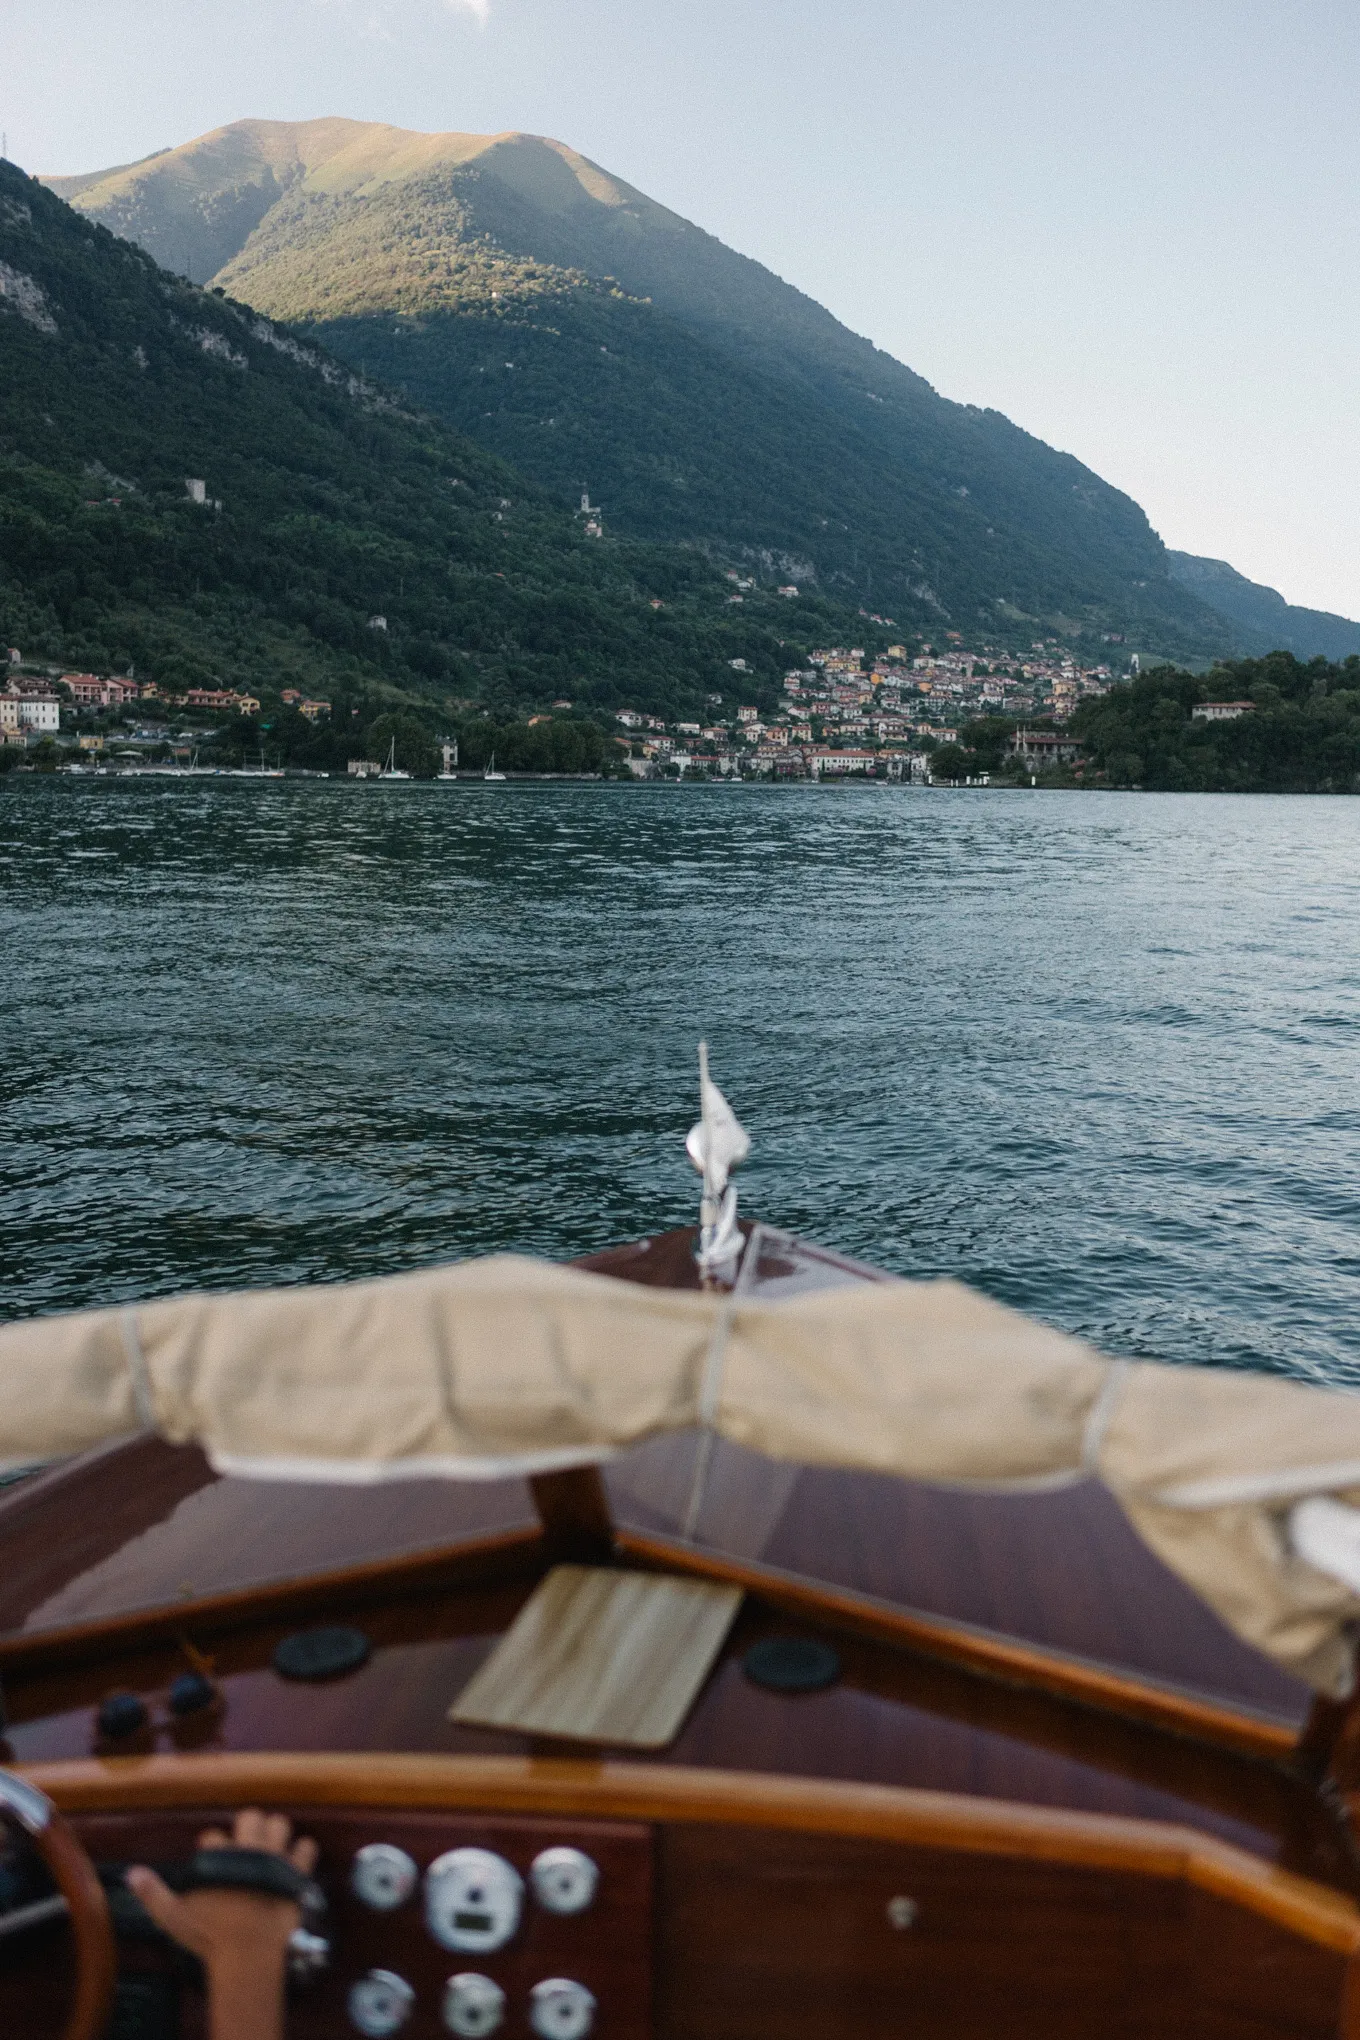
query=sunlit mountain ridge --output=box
[45,116,1344,660]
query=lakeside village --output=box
[619,637,1118,781]
[0,634,1255,784]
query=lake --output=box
[3,778,1358,1386]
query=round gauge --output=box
[424,1847,524,1954]
[443,1972,506,2037]
[530,1847,599,1917]
[528,1978,597,2040]
[347,1968,416,2037]
[350,1842,419,1912]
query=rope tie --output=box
[119,1310,156,1432]
[680,1223,765,1541]
[1080,1356,1130,1477]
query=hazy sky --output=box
[5,0,1358,618]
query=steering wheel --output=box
[0,1769,117,2040]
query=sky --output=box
[4,0,1358,619]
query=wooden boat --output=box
[6,1128,1360,2035]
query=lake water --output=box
[2,778,1358,1386]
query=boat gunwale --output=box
[20,1751,1360,1957]
[0,1513,1305,1766]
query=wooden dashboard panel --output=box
[5,1806,1348,2040]
[654,1825,1349,2040]
[8,1758,1360,2040]
[73,1807,652,2040]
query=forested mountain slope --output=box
[45,118,1249,661]
[0,160,834,720]
[1168,554,1360,663]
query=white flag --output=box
[685,1042,750,1199]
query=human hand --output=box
[126,1808,318,2040]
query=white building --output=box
[1,693,60,731]
[1192,701,1254,722]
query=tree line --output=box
[927,654,1360,793]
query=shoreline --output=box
[6,769,1357,796]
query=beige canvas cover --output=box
[3,1255,1360,1693]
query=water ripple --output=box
[2,780,1359,1384]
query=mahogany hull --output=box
[3,1224,1359,2037]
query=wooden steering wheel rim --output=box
[0,1769,117,2040]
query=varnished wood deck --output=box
[0,1225,1343,1898]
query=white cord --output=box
[119,1310,156,1432]
[1080,1357,1130,1475]
[680,1223,764,1541]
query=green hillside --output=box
[1167,554,1360,663]
[0,159,859,734]
[44,119,1251,662]
[1069,653,1360,792]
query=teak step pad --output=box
[450,1564,743,1749]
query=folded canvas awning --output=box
[4,1255,1360,1694]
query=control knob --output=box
[425,1847,523,1954]
[529,1978,597,2040]
[443,1971,505,2036]
[351,1842,419,1912]
[347,1968,415,2037]
[530,1847,598,1916]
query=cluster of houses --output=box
[0,655,333,749]
[2,635,1255,780]
[616,638,1122,779]
[1,651,65,746]
[280,689,333,722]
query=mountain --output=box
[1167,554,1360,663]
[0,158,836,731]
[43,118,1251,662]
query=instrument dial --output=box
[443,1972,506,2036]
[530,1847,599,1917]
[351,1842,419,1912]
[425,1847,523,1954]
[529,1978,597,2040]
[347,1968,415,2036]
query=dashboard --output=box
[43,1809,653,2040]
[330,1819,648,2040]
[4,1768,1347,2040]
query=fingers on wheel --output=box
[260,1813,291,1855]
[125,1866,187,1939]
[201,1805,317,1865]
[232,1806,293,1856]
